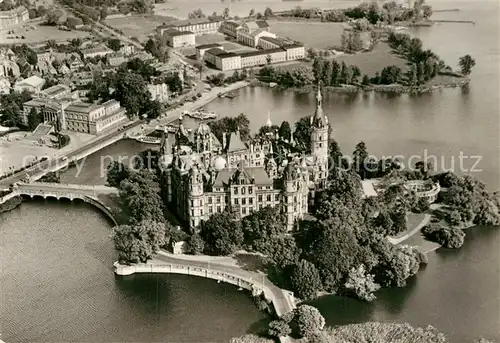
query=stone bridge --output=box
[11,182,117,201]
[0,182,118,225]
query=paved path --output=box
[387,213,432,245]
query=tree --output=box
[27,107,43,131]
[268,320,292,338]
[118,169,165,224]
[353,141,369,179]
[278,121,292,141]
[112,71,150,118]
[264,7,273,17]
[294,305,325,338]
[458,54,476,75]
[223,7,230,18]
[144,99,163,120]
[112,220,168,264]
[100,6,108,20]
[248,8,255,17]
[107,38,121,52]
[422,4,433,19]
[294,116,312,153]
[241,206,286,253]
[194,60,205,80]
[380,65,402,84]
[188,8,205,19]
[267,235,301,270]
[201,212,243,255]
[107,161,131,187]
[186,233,205,254]
[45,8,60,25]
[374,244,421,287]
[344,264,381,301]
[290,259,322,300]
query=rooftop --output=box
[82,45,113,55]
[15,75,45,88]
[238,48,285,58]
[170,17,222,27]
[40,84,70,97]
[260,36,286,46]
[227,132,246,152]
[65,101,101,114]
[167,29,195,37]
[206,48,237,58]
[196,43,223,50]
[282,43,305,49]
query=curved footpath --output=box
[114,250,297,343]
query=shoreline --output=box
[252,78,470,95]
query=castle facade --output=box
[160,89,330,231]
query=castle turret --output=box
[188,164,204,229]
[283,161,306,231]
[310,86,329,189]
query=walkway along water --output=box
[114,251,297,343]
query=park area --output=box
[268,20,346,49]
[104,14,176,42]
[0,22,92,44]
[336,42,409,76]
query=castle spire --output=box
[311,83,327,127]
[266,110,272,127]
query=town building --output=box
[132,51,156,63]
[157,18,223,36]
[204,48,241,71]
[108,52,126,67]
[0,49,20,77]
[67,54,84,73]
[119,44,135,56]
[195,43,223,60]
[163,28,196,48]
[282,44,306,61]
[240,48,287,68]
[159,88,329,231]
[70,71,93,87]
[0,77,10,94]
[219,20,242,38]
[81,44,114,59]
[236,21,275,48]
[147,83,169,102]
[40,84,71,100]
[0,6,29,29]
[14,75,45,94]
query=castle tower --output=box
[266,156,278,179]
[283,161,305,231]
[310,86,329,188]
[188,164,204,229]
[194,123,213,168]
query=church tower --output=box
[310,86,329,188]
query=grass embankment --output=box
[0,196,22,214]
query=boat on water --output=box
[135,136,161,144]
[218,92,237,99]
[181,110,217,120]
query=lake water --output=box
[1,1,499,342]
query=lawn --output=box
[0,23,92,44]
[335,42,409,77]
[104,14,175,42]
[268,20,345,49]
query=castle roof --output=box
[226,132,246,153]
[311,87,328,128]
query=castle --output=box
[160,88,329,231]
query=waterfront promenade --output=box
[114,251,297,343]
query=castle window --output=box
[191,200,194,207]
[217,206,221,213]
[234,187,238,195]
[216,197,221,204]
[209,206,213,214]
[319,143,322,148]
[242,198,246,205]
[200,209,203,216]
[234,198,239,205]
[242,187,246,195]
[225,196,229,203]
[242,207,246,215]
[258,195,263,202]
[267,195,271,202]
[249,186,253,194]
[249,198,253,205]
[200,200,203,206]
[208,197,212,204]
[191,209,194,216]
[191,219,195,227]
[275,194,279,201]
